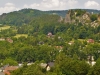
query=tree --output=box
[3,58,18,66]
[90,14,97,22]
[88,58,100,75]
[54,53,90,75]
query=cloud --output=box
[5,3,15,7]
[0,0,79,14]
[84,1,100,9]
[0,3,19,15]
[23,0,78,10]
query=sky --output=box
[0,0,100,15]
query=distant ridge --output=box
[0,8,100,25]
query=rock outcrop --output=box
[82,12,90,20]
[98,14,100,22]
[64,10,71,23]
[58,16,63,22]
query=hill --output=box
[0,9,46,26]
[0,9,100,26]
[0,8,100,75]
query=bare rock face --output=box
[80,12,90,23]
[64,11,71,23]
[82,12,90,20]
[98,15,100,22]
[58,16,63,22]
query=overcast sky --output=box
[0,0,100,15]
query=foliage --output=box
[90,14,97,22]
[0,9,100,75]
[3,58,18,66]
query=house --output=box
[40,63,47,68]
[3,66,18,75]
[40,62,54,71]
[4,66,18,72]
[18,63,23,67]
[0,38,5,41]
[4,71,10,75]
[1,64,9,72]
[68,41,74,45]
[87,39,94,43]
[6,38,13,43]
[87,55,96,66]
[0,72,5,75]
[38,41,44,45]
[47,32,53,37]
[55,46,63,52]
[0,67,4,72]
[0,64,18,75]
[27,62,34,66]
[46,62,54,71]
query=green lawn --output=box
[78,39,86,42]
[14,34,28,38]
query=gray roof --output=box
[48,62,54,67]
[0,72,5,75]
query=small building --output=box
[27,62,34,66]
[40,63,47,68]
[46,62,54,71]
[0,64,18,75]
[87,39,94,43]
[0,72,5,75]
[18,63,23,67]
[47,32,53,37]
[4,66,18,72]
[87,55,96,66]
[0,38,5,41]
[68,41,74,45]
[4,71,10,75]
[0,67,4,72]
[6,38,13,43]
[38,41,44,45]
[3,66,18,75]
[40,62,54,71]
[55,46,63,52]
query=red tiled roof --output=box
[4,66,18,71]
[4,71,10,75]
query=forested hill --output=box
[0,9,46,26]
[0,9,100,75]
[47,9,100,17]
[0,8,100,25]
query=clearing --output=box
[0,26,10,30]
[14,34,28,38]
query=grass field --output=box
[14,34,28,38]
[78,39,86,41]
[0,26,10,30]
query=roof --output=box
[4,71,10,75]
[0,72,5,75]
[0,64,9,70]
[87,39,94,43]
[6,38,13,43]
[40,63,47,68]
[47,62,54,67]
[4,66,18,71]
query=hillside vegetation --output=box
[0,9,100,75]
[0,8,100,25]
